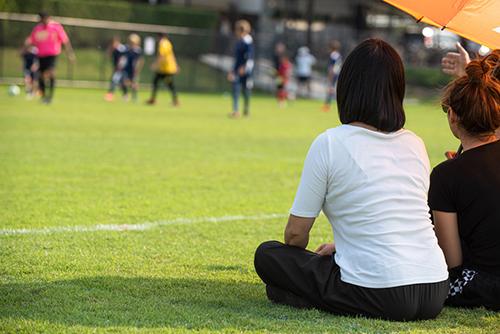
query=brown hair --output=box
[442,51,500,136]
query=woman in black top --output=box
[429,51,500,310]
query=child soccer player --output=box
[227,20,254,118]
[295,46,316,98]
[146,33,179,106]
[276,54,292,108]
[105,36,127,102]
[27,12,75,104]
[322,40,342,112]
[122,33,143,102]
[20,41,38,98]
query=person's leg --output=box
[38,57,48,98]
[47,69,55,102]
[254,240,337,310]
[166,75,179,106]
[147,72,163,103]
[254,240,448,321]
[24,73,32,94]
[231,75,240,114]
[42,56,57,102]
[241,76,251,116]
[38,73,46,98]
[108,70,121,93]
[131,80,138,102]
[446,268,500,311]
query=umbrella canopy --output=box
[383,0,500,49]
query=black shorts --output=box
[255,240,449,321]
[297,75,310,83]
[154,72,175,82]
[38,56,57,72]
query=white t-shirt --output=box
[295,53,316,77]
[290,124,448,288]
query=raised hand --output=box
[441,42,470,77]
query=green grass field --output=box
[1,87,498,333]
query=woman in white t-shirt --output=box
[254,39,449,321]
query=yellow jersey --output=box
[158,38,178,74]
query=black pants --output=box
[254,241,449,321]
[151,72,178,103]
[447,266,500,311]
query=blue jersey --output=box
[123,46,142,75]
[233,34,254,76]
[328,51,342,76]
[112,43,127,68]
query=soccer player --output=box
[146,33,179,106]
[276,54,292,108]
[20,41,38,98]
[295,46,316,97]
[122,34,144,102]
[27,12,75,104]
[322,40,342,112]
[105,36,127,102]
[227,20,254,118]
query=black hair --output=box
[337,39,406,132]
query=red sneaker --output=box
[104,92,114,102]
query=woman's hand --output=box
[441,42,470,77]
[315,243,335,256]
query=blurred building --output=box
[164,0,460,66]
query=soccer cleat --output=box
[321,104,331,112]
[146,98,156,105]
[41,96,52,104]
[228,112,241,119]
[104,92,114,102]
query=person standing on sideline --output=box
[27,12,75,104]
[322,40,342,112]
[295,46,316,97]
[105,36,127,102]
[122,33,143,102]
[146,33,179,107]
[227,20,254,118]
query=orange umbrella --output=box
[383,0,500,49]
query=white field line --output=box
[0,213,287,236]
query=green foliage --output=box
[406,66,452,89]
[1,89,495,333]
[0,0,218,29]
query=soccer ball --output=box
[8,85,21,96]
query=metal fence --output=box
[0,12,238,92]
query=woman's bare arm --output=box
[433,210,462,268]
[284,214,315,249]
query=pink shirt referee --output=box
[26,12,75,104]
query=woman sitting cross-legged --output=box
[429,52,500,311]
[254,39,449,321]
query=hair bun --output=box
[465,60,488,83]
